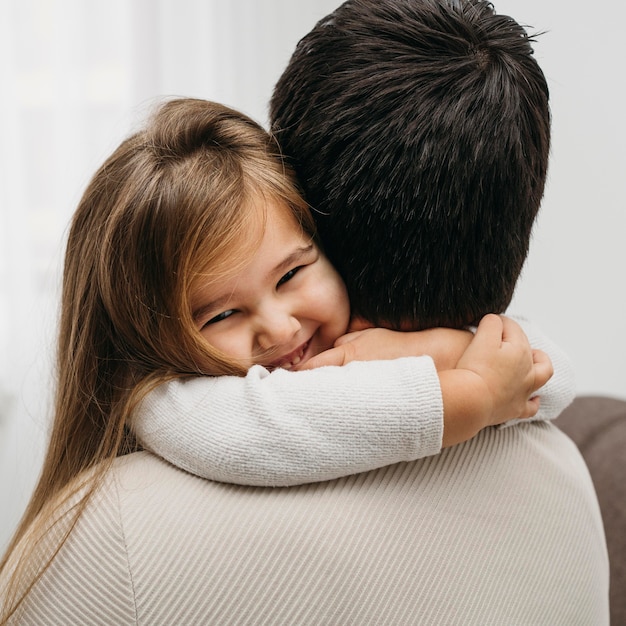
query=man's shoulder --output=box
[105,427,608,625]
[30,424,605,625]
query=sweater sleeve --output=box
[132,356,443,487]
[501,314,576,427]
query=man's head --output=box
[270,0,550,329]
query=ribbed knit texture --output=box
[9,423,608,625]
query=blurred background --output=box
[1,0,624,549]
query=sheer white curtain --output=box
[0,0,339,549]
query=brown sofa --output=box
[554,395,626,625]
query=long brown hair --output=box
[0,98,314,621]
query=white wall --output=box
[1,0,624,551]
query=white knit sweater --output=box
[132,317,576,486]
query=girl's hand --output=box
[298,326,473,371]
[455,314,553,427]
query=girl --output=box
[0,98,561,622]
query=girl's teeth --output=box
[280,345,306,370]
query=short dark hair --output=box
[270,0,550,329]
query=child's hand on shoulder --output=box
[456,314,553,427]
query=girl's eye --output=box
[277,266,303,288]
[205,309,236,326]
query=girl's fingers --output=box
[531,349,554,390]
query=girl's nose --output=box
[256,308,301,351]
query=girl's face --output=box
[191,201,350,371]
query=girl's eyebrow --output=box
[271,243,315,278]
[192,295,232,325]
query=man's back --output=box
[14,421,608,625]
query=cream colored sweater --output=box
[7,423,609,625]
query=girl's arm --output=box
[133,356,444,487]
[132,315,550,487]
[305,315,575,425]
